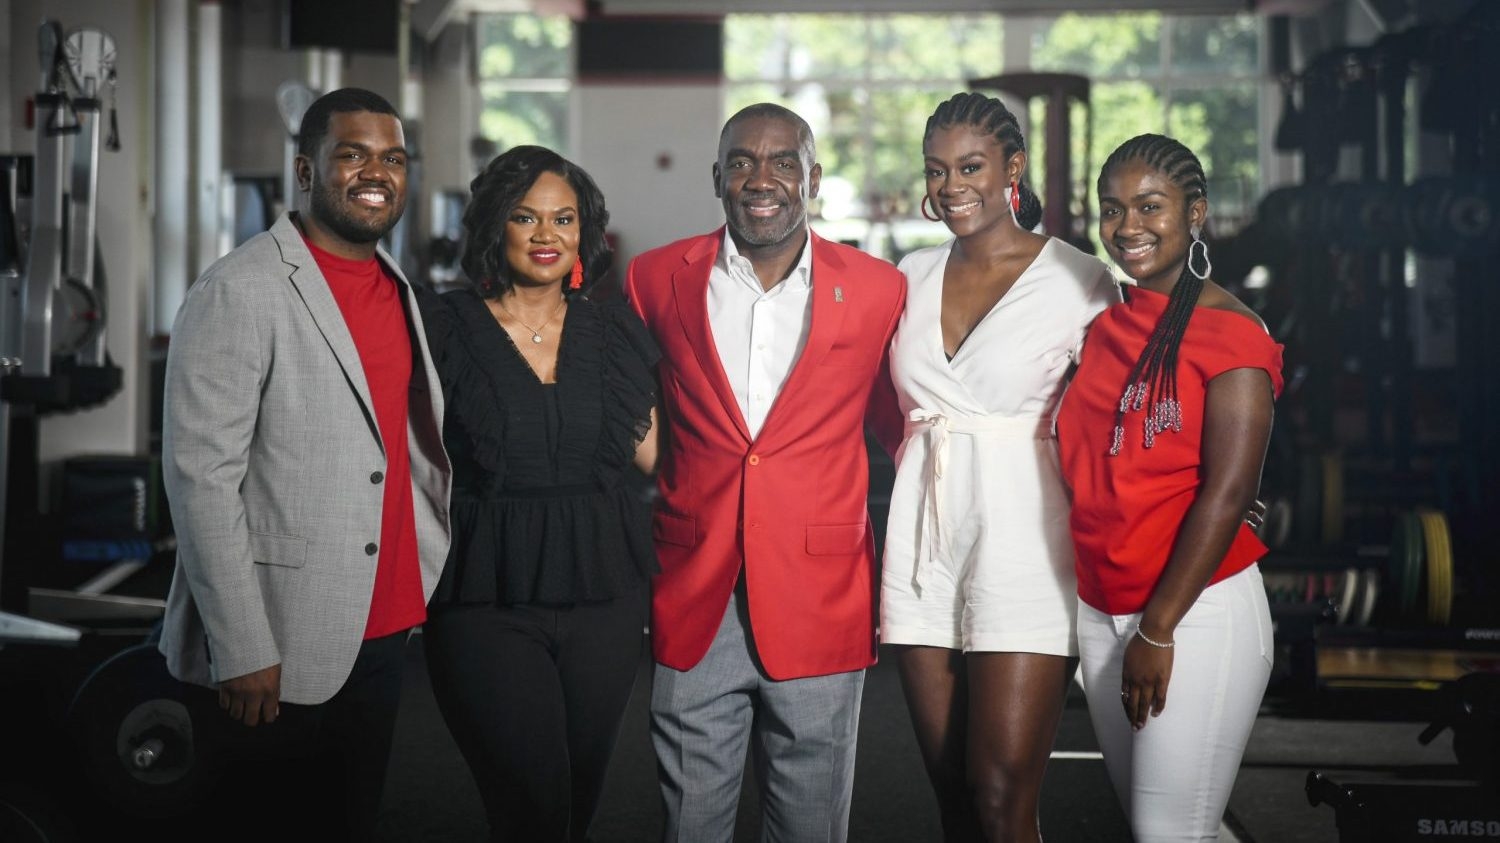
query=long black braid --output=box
[923,92,1043,231]
[1097,134,1209,455]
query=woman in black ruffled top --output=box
[416,145,659,842]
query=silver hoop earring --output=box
[1188,231,1212,281]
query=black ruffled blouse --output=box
[417,286,660,607]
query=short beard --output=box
[726,201,803,249]
[308,177,402,245]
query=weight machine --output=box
[1254,6,1499,630]
[1,23,217,838]
[1,19,130,644]
[1250,5,1500,834]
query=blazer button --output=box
[370,470,384,484]
[747,454,760,466]
[365,542,379,556]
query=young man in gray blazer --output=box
[158,88,450,839]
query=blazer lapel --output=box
[763,232,849,432]
[391,247,445,436]
[270,214,383,453]
[672,230,752,443]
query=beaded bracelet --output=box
[1134,626,1175,649]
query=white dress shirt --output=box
[707,228,814,439]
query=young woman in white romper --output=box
[880,91,1119,842]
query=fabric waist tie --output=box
[903,410,1054,594]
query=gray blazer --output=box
[158,213,451,705]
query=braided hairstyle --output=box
[923,92,1043,231]
[1097,133,1210,455]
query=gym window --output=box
[473,13,574,154]
[724,12,1264,242]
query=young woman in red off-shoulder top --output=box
[1056,134,1283,843]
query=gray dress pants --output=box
[650,587,865,843]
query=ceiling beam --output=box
[410,0,461,42]
[594,0,1245,13]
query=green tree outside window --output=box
[474,14,573,153]
[725,10,1260,249]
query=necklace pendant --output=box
[531,333,543,344]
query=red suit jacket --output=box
[625,227,906,680]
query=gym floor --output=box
[368,636,1460,843]
[0,616,1473,842]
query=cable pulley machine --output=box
[1,19,127,644]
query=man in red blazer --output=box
[625,103,905,841]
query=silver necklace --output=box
[495,295,565,344]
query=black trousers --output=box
[174,630,409,843]
[423,589,647,843]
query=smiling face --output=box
[714,115,821,253]
[502,171,580,288]
[1098,158,1207,291]
[923,125,1023,238]
[296,110,407,255]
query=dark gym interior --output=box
[3,0,1499,840]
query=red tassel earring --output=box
[569,260,584,290]
[1010,179,1021,214]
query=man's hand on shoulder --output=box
[218,663,282,726]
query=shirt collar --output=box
[717,227,814,292]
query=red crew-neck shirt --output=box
[305,238,426,639]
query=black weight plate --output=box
[66,643,215,818]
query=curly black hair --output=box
[461,145,613,298]
[924,91,1044,231]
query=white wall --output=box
[574,81,726,268]
[6,0,155,484]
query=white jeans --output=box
[1078,564,1273,843]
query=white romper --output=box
[880,238,1118,654]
